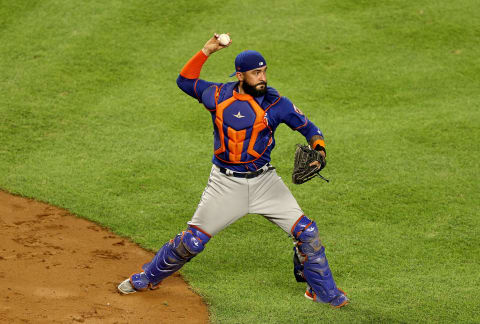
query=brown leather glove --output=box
[292,144,327,184]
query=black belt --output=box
[218,165,275,179]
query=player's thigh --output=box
[188,166,249,236]
[249,169,303,235]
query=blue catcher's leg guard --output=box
[129,226,210,292]
[292,216,348,308]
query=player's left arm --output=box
[277,97,326,162]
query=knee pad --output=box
[173,226,211,260]
[292,215,322,256]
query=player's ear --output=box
[236,72,244,81]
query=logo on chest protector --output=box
[233,111,245,119]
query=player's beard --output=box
[242,80,267,97]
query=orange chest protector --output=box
[213,91,272,164]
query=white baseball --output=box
[218,34,230,46]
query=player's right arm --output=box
[176,34,232,103]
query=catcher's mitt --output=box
[292,144,328,184]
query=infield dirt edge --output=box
[0,189,209,324]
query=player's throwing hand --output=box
[202,33,232,56]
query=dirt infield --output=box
[0,191,209,324]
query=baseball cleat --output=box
[117,278,136,294]
[304,287,314,301]
[117,272,161,295]
[304,286,349,308]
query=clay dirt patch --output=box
[0,191,209,323]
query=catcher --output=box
[118,33,349,308]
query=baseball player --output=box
[118,34,349,308]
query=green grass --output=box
[1,0,479,323]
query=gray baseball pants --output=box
[188,164,304,236]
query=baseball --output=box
[218,34,230,46]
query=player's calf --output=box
[117,226,210,294]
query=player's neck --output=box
[237,82,246,95]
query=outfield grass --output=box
[1,0,479,323]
